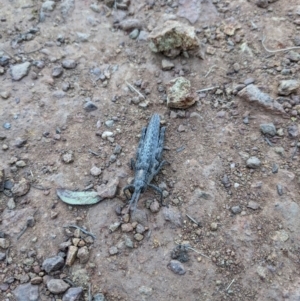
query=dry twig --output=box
[262,35,300,53]
[126,81,145,100]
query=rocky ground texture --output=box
[1,0,300,300]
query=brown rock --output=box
[65,246,78,266]
[47,279,70,294]
[77,246,89,264]
[97,177,119,199]
[166,77,197,109]
[31,277,43,285]
[121,223,133,232]
[148,21,200,58]
[11,178,30,197]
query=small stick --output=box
[292,140,299,159]
[31,184,51,190]
[88,284,92,301]
[63,224,96,239]
[5,247,10,266]
[186,214,201,227]
[88,149,100,156]
[196,86,218,93]
[186,246,210,259]
[204,65,216,78]
[262,35,300,53]
[126,81,145,100]
[226,279,235,291]
[21,46,44,55]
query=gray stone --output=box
[113,144,122,154]
[129,29,139,39]
[62,287,83,301]
[93,293,107,301]
[109,221,121,232]
[15,137,27,148]
[52,66,63,77]
[272,163,279,174]
[139,285,153,296]
[231,206,242,214]
[0,252,6,261]
[256,0,268,8]
[42,1,56,11]
[287,51,300,62]
[42,256,64,273]
[277,184,283,196]
[167,260,186,275]
[105,120,114,127]
[77,246,89,264]
[47,279,70,294]
[109,246,118,255]
[10,62,31,81]
[90,3,101,13]
[84,101,98,112]
[124,236,133,248]
[13,283,39,301]
[247,201,259,210]
[119,19,143,31]
[11,178,30,197]
[260,123,276,136]
[163,207,182,227]
[287,124,299,138]
[0,238,9,249]
[96,177,119,199]
[90,166,101,176]
[278,80,300,96]
[162,59,174,71]
[134,233,144,241]
[7,198,16,209]
[246,157,261,169]
[76,32,90,42]
[60,0,75,17]
[62,59,77,69]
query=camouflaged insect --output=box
[123,113,167,211]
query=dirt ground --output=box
[1,0,300,300]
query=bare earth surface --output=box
[1,0,300,300]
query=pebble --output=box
[113,144,122,154]
[124,236,133,248]
[109,221,121,232]
[256,0,268,8]
[10,62,31,81]
[287,124,299,138]
[42,256,64,273]
[93,293,107,301]
[101,131,114,139]
[271,230,289,242]
[272,163,279,173]
[278,80,300,96]
[178,125,186,132]
[129,29,140,39]
[163,207,182,227]
[47,279,70,294]
[247,201,259,210]
[287,50,300,62]
[90,3,101,12]
[52,66,63,77]
[0,252,6,261]
[77,246,89,264]
[119,19,143,31]
[260,123,276,136]
[62,287,83,301]
[276,184,283,196]
[244,78,255,85]
[11,178,30,196]
[90,166,101,176]
[84,101,98,112]
[16,160,26,167]
[0,238,9,249]
[3,122,11,129]
[62,151,74,164]
[139,286,153,296]
[231,206,242,214]
[221,174,231,188]
[149,200,160,213]
[13,283,39,301]
[136,224,145,234]
[62,59,77,69]
[161,59,175,71]
[121,223,133,232]
[0,55,9,66]
[210,222,218,231]
[0,91,10,99]
[109,246,118,255]
[76,32,90,42]
[65,245,78,266]
[246,157,261,169]
[42,1,56,11]
[167,260,186,275]
[15,137,27,148]
[274,147,285,156]
[105,120,114,127]
[134,233,144,241]
[31,276,43,285]
[96,177,119,199]
[7,198,15,209]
